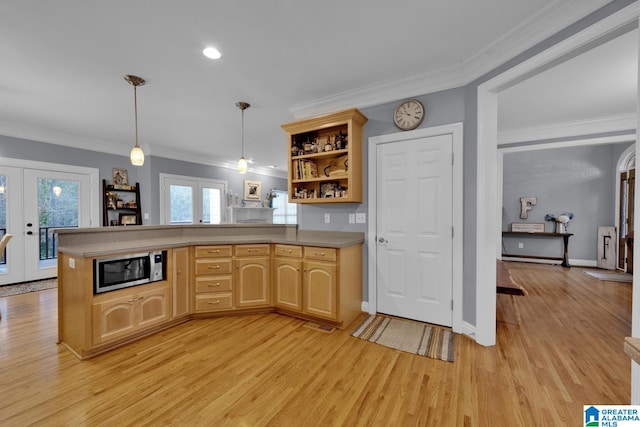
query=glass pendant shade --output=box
[130,145,145,166]
[238,156,248,174]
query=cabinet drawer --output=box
[195,293,233,311]
[275,244,302,258]
[304,247,337,262]
[235,244,270,257]
[195,275,232,293]
[195,258,232,275]
[195,246,233,258]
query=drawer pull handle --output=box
[314,252,326,256]
[247,249,259,252]
[208,300,221,305]
[208,265,221,270]
[208,283,221,288]
[127,297,144,302]
[207,250,220,254]
[284,250,292,253]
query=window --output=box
[160,174,227,224]
[272,190,297,224]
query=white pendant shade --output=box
[130,145,145,166]
[238,156,248,174]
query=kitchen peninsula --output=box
[56,224,363,359]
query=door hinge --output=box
[451,227,454,238]
[451,153,454,165]
[451,299,454,310]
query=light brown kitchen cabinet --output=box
[303,259,337,320]
[172,247,190,319]
[92,282,171,345]
[274,244,303,311]
[235,244,271,308]
[281,108,368,204]
[193,245,234,313]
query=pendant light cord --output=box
[241,107,244,157]
[134,85,139,148]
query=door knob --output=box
[378,237,387,243]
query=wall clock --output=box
[393,99,425,131]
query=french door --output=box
[0,160,96,285]
[160,174,227,224]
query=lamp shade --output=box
[238,156,248,174]
[130,145,145,166]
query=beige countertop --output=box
[56,224,364,258]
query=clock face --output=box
[393,99,425,130]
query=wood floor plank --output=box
[0,262,632,426]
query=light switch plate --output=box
[356,213,366,224]
[348,214,355,224]
[324,213,330,224]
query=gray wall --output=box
[0,134,287,226]
[297,87,466,302]
[502,142,633,261]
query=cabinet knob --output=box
[177,270,182,275]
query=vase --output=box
[556,223,566,234]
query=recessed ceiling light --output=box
[203,47,222,60]
[269,165,278,169]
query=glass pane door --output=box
[161,174,227,225]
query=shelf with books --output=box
[281,108,367,204]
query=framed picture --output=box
[112,168,128,186]
[119,213,138,226]
[244,180,262,201]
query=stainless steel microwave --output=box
[93,250,166,294]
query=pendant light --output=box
[236,101,250,174]
[125,75,146,166]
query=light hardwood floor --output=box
[0,262,632,426]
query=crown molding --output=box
[291,0,612,118]
[290,63,466,119]
[498,113,636,145]
[462,0,613,82]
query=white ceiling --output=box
[498,27,638,135]
[0,0,616,176]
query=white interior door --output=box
[376,133,453,326]
[0,166,24,285]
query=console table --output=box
[502,231,573,267]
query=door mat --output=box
[0,278,57,297]
[582,269,632,283]
[302,321,335,333]
[351,314,455,362]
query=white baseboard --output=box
[462,321,476,340]
[361,301,369,313]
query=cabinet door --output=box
[136,285,171,328]
[275,258,302,311]
[303,260,337,320]
[235,257,270,307]
[93,295,136,345]
[173,247,190,318]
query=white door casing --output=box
[376,134,453,326]
[368,123,463,334]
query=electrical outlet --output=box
[324,213,330,224]
[356,213,366,224]
[348,213,355,224]
[518,242,524,249]
[144,212,149,220]
[68,258,75,269]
